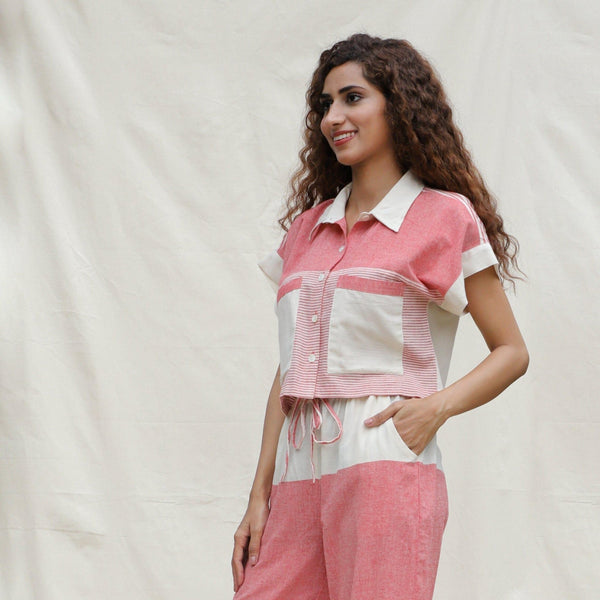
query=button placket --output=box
[308,268,329,374]
[309,230,347,396]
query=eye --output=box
[347,92,362,103]
[319,98,332,113]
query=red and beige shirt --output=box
[259,169,498,411]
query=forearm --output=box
[437,267,529,420]
[249,365,285,502]
[437,342,529,421]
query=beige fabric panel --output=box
[1,0,598,598]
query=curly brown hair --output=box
[280,33,522,285]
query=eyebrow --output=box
[319,85,366,99]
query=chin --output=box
[333,152,360,167]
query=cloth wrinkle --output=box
[280,397,343,483]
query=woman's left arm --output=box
[364,266,530,455]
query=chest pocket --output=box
[327,276,405,375]
[276,277,302,377]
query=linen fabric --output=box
[258,169,498,411]
[233,395,449,600]
[239,169,496,598]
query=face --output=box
[319,61,394,169]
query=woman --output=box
[231,33,529,600]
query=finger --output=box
[232,547,244,591]
[247,526,264,566]
[364,402,400,427]
[232,531,249,591]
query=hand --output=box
[364,394,448,456]
[231,496,270,593]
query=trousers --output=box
[233,395,448,600]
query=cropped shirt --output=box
[258,169,498,412]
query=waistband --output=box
[280,398,343,484]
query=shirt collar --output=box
[308,169,425,240]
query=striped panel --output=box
[278,268,439,406]
[334,266,442,302]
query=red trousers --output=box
[234,395,448,600]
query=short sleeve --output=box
[438,199,498,316]
[257,232,287,291]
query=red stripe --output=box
[280,272,438,407]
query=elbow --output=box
[514,345,530,379]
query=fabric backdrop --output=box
[1,0,599,598]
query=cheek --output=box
[374,116,393,143]
[319,117,328,139]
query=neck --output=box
[349,154,404,213]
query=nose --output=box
[322,99,344,129]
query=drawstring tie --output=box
[280,398,343,483]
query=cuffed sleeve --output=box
[462,243,498,278]
[257,231,289,291]
[437,198,498,316]
[258,249,284,291]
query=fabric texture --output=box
[4,2,598,598]
[258,170,498,411]
[243,171,482,598]
[233,395,448,600]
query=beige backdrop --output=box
[1,0,599,598]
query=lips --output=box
[332,130,356,146]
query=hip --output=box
[274,394,444,484]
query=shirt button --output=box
[338,245,345,252]
[318,273,325,281]
[311,314,318,323]
[308,353,316,362]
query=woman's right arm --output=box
[231,365,285,593]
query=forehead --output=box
[321,61,371,94]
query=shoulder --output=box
[276,199,334,260]
[292,199,333,224]
[410,187,481,227]
[403,187,489,253]
[287,199,334,236]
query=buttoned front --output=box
[258,169,498,411]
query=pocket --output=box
[276,278,302,377]
[385,415,419,460]
[327,276,405,375]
